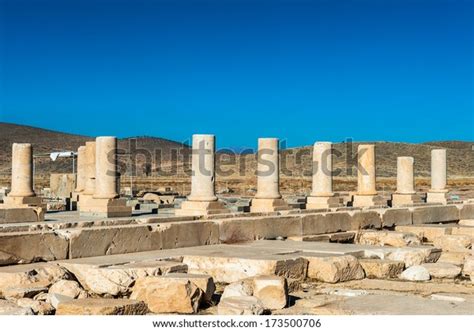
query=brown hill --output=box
[0,123,190,176]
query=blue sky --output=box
[0,0,472,148]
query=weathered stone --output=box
[48,293,74,309]
[400,266,430,281]
[412,205,459,224]
[462,256,474,277]
[349,211,382,230]
[451,226,474,237]
[301,212,351,235]
[221,280,253,299]
[16,298,54,315]
[437,252,468,266]
[459,203,474,220]
[49,280,84,299]
[306,255,365,283]
[217,296,265,315]
[161,273,215,302]
[421,263,461,279]
[357,231,421,247]
[0,299,34,315]
[0,231,68,265]
[252,276,287,309]
[359,259,405,279]
[385,248,441,267]
[0,263,68,289]
[1,283,48,300]
[131,277,202,314]
[59,260,187,296]
[432,235,472,252]
[379,208,412,227]
[183,255,308,283]
[395,225,452,242]
[56,298,148,315]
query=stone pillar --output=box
[426,149,449,204]
[306,142,341,209]
[9,143,35,198]
[390,157,421,206]
[83,141,96,195]
[79,137,131,217]
[75,146,86,193]
[176,134,227,216]
[188,135,218,202]
[352,144,384,207]
[2,143,44,222]
[94,137,119,199]
[251,138,290,213]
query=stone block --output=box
[217,296,264,315]
[250,198,291,213]
[216,218,256,244]
[301,212,351,235]
[253,216,302,239]
[351,194,386,208]
[306,255,365,283]
[0,207,44,224]
[379,208,412,227]
[385,247,441,267]
[0,299,34,315]
[349,210,382,230]
[400,265,430,281]
[158,221,220,249]
[390,193,422,207]
[79,198,132,218]
[252,275,288,309]
[56,298,148,315]
[175,200,228,216]
[432,235,472,252]
[412,205,459,224]
[161,273,215,302]
[422,263,461,279]
[0,231,68,266]
[451,226,474,237]
[356,230,421,247]
[395,224,452,242]
[459,203,474,220]
[359,259,405,279]
[131,277,202,314]
[306,196,342,210]
[437,251,468,266]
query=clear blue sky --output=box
[0,0,472,148]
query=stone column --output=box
[391,156,421,206]
[83,141,96,195]
[2,143,44,221]
[306,142,341,209]
[251,138,289,212]
[427,149,449,204]
[80,137,131,218]
[94,136,119,199]
[9,143,35,198]
[352,144,384,207]
[188,134,218,202]
[176,134,227,216]
[75,146,86,193]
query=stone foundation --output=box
[250,198,291,213]
[175,200,228,216]
[79,198,132,218]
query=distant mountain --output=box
[0,123,190,175]
[0,122,472,179]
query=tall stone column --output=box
[306,142,341,209]
[9,143,35,198]
[75,146,86,193]
[176,134,227,216]
[83,141,96,195]
[2,143,45,222]
[390,156,421,206]
[94,137,119,199]
[251,138,289,213]
[352,144,384,207]
[426,149,449,204]
[79,137,131,218]
[188,135,218,202]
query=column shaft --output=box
[83,141,96,195]
[94,137,119,199]
[357,144,377,195]
[75,146,86,192]
[311,142,334,197]
[430,149,447,192]
[188,134,217,202]
[255,138,281,199]
[9,143,35,197]
[396,157,415,194]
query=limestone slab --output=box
[359,259,405,279]
[56,298,148,315]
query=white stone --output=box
[252,275,287,309]
[218,296,265,315]
[400,266,430,281]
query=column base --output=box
[426,191,449,204]
[306,195,342,210]
[390,193,423,207]
[79,198,132,218]
[3,196,46,209]
[351,194,386,208]
[175,200,228,216]
[250,198,291,213]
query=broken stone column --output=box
[351,144,385,207]
[79,137,131,217]
[176,134,227,216]
[250,138,290,213]
[78,141,96,209]
[306,142,341,209]
[75,146,86,193]
[426,149,449,204]
[391,156,421,206]
[1,143,44,223]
